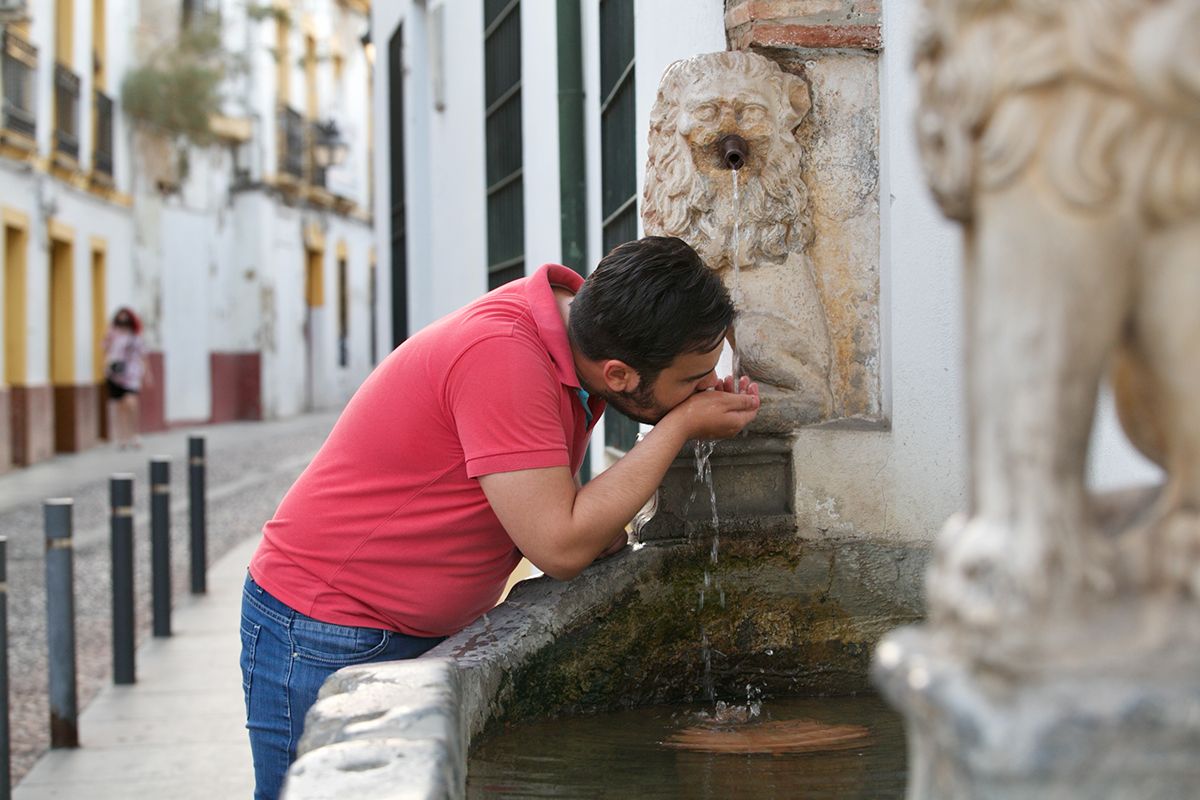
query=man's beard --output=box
[589,381,670,426]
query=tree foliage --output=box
[120,18,231,145]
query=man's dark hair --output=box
[568,236,733,384]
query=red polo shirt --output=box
[249,264,603,637]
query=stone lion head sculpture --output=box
[643,51,814,273]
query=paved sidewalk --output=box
[14,531,259,799]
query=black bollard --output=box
[110,474,136,684]
[150,458,171,638]
[44,500,78,749]
[0,538,10,799]
[188,436,206,595]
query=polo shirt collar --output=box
[526,263,585,389]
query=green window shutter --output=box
[599,0,639,453]
[484,0,524,290]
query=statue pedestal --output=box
[872,624,1200,800]
[637,434,794,543]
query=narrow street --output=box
[0,411,339,782]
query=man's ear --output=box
[600,360,639,393]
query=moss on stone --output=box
[486,537,926,735]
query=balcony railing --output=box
[308,119,327,189]
[93,89,114,177]
[1,30,37,140]
[278,105,304,180]
[53,63,81,160]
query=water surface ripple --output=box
[468,694,906,799]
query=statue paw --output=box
[928,514,1053,629]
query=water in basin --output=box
[467,693,906,799]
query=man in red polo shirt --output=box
[240,236,758,799]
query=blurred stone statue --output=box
[875,1,1200,796]
[643,51,834,431]
[913,0,1200,649]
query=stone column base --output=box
[637,434,794,542]
[872,625,1200,800]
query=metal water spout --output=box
[718,134,748,170]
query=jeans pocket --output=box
[291,617,391,667]
[239,620,261,712]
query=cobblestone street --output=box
[0,411,339,783]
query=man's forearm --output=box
[569,417,689,545]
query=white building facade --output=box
[0,0,376,468]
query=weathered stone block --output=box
[284,738,458,800]
[291,658,464,799]
[874,625,1200,800]
[638,435,795,542]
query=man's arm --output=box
[479,385,759,580]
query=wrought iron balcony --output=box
[53,62,81,160]
[93,89,114,177]
[277,105,304,180]
[1,30,37,140]
[308,119,327,188]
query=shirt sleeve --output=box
[444,334,571,478]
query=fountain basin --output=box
[282,534,927,798]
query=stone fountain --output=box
[280,47,902,800]
[640,49,884,544]
[873,0,1200,797]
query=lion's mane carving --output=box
[643,51,814,274]
[916,0,1200,225]
[917,0,1200,660]
[641,51,836,429]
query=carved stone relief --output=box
[875,1,1200,794]
[643,50,880,431]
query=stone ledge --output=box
[873,625,1200,799]
[285,738,457,800]
[283,547,670,799]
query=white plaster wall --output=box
[426,0,487,319]
[228,193,271,352]
[0,172,43,384]
[257,203,307,418]
[521,5,562,270]
[160,207,213,420]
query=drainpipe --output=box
[556,0,587,276]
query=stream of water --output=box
[730,168,743,392]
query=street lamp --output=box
[312,119,348,169]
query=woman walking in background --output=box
[103,307,149,449]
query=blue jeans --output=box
[239,575,445,800]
